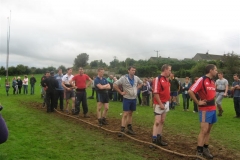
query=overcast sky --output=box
[0,0,239,68]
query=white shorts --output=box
[154,101,169,115]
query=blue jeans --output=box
[182,93,190,110]
[31,84,35,94]
[23,85,28,94]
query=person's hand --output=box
[198,100,207,105]
[159,103,165,110]
[121,91,126,95]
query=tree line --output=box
[0,53,239,83]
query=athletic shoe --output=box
[157,135,168,146]
[71,109,75,115]
[102,118,108,125]
[98,118,102,126]
[84,114,90,118]
[203,147,213,159]
[195,152,203,160]
[127,125,136,135]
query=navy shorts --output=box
[170,91,178,97]
[123,98,137,111]
[97,92,109,103]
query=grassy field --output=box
[0,74,240,160]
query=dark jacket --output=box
[170,78,179,92]
[181,83,191,94]
[16,79,22,87]
[42,76,59,93]
[30,77,37,85]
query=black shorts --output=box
[97,92,109,103]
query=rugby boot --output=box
[218,109,224,116]
[149,138,158,149]
[127,124,136,135]
[102,117,108,125]
[195,152,203,160]
[98,118,102,126]
[118,127,125,137]
[203,147,213,159]
[157,135,168,146]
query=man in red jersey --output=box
[188,64,218,159]
[151,64,171,147]
[70,67,92,118]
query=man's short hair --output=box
[79,67,83,70]
[98,68,104,72]
[128,66,136,71]
[233,74,239,77]
[218,72,223,75]
[161,64,171,72]
[205,64,216,74]
[67,67,72,71]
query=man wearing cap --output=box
[70,67,92,118]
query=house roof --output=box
[192,53,223,61]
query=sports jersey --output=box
[153,75,170,104]
[189,76,216,111]
[72,74,90,89]
[62,74,74,87]
[94,76,108,93]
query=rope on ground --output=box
[54,109,206,160]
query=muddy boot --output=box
[218,108,224,116]
[102,117,108,125]
[98,118,102,126]
[127,124,136,135]
[118,126,125,137]
[195,151,203,160]
[149,138,158,149]
[203,147,213,159]
[157,135,168,146]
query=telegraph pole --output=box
[6,11,11,81]
[154,50,160,57]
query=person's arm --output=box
[188,90,206,105]
[224,80,228,96]
[113,79,126,95]
[96,83,111,90]
[86,77,93,88]
[153,93,165,110]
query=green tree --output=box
[190,61,208,78]
[73,53,89,69]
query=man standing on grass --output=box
[70,67,92,118]
[188,64,217,159]
[151,64,171,147]
[231,74,240,118]
[113,66,143,137]
[95,68,111,126]
[30,74,37,95]
[169,73,180,110]
[62,67,75,114]
[54,68,64,111]
[215,72,228,116]
[42,71,59,113]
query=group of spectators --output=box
[5,75,37,96]
[3,64,240,159]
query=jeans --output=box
[75,91,88,115]
[23,85,28,94]
[31,84,35,94]
[233,97,240,117]
[182,93,190,110]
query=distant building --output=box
[192,53,223,61]
[149,56,178,61]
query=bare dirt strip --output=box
[26,101,239,160]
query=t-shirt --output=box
[153,75,170,104]
[62,74,74,87]
[232,80,240,97]
[72,74,90,89]
[94,76,108,93]
[114,74,143,99]
[189,76,216,111]
[216,78,228,91]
